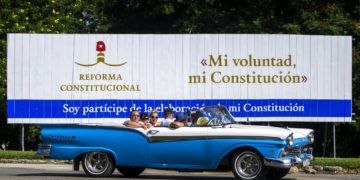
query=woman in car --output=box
[149,110,161,126]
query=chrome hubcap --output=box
[235,152,261,179]
[85,152,109,175]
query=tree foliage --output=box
[0,0,106,149]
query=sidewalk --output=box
[0,163,73,171]
[0,159,71,164]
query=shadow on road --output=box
[17,173,235,179]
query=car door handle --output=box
[147,130,159,135]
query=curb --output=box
[289,166,360,175]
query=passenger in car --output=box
[170,112,189,128]
[159,108,174,127]
[149,110,160,126]
[124,110,150,129]
[140,113,153,128]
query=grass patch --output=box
[0,151,44,159]
[312,157,360,169]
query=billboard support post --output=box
[21,124,24,151]
[333,123,336,158]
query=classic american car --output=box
[37,106,314,180]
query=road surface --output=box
[0,163,359,180]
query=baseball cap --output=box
[175,113,187,122]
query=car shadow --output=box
[17,173,235,179]
[17,171,299,180]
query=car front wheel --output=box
[232,149,267,180]
[82,152,115,177]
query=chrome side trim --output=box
[149,136,282,142]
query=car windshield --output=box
[192,106,237,126]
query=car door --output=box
[146,127,208,169]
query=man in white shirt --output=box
[160,108,174,127]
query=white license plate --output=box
[302,159,310,167]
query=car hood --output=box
[287,128,313,138]
[223,124,313,141]
[221,124,292,140]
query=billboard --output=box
[7,34,352,123]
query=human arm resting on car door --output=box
[170,122,185,128]
[124,120,148,129]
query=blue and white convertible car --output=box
[37,106,314,180]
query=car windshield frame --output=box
[190,106,237,127]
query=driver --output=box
[170,112,190,128]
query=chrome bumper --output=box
[264,147,314,169]
[36,144,51,157]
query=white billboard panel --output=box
[7,34,352,123]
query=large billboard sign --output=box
[7,34,352,123]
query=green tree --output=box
[0,0,107,149]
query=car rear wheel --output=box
[117,166,145,177]
[82,152,115,177]
[266,167,290,179]
[232,150,267,180]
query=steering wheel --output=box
[208,115,225,126]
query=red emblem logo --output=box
[75,41,127,67]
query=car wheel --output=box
[232,150,267,180]
[117,166,145,177]
[266,167,290,179]
[82,152,115,177]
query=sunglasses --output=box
[151,116,158,119]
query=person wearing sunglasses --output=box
[124,110,150,129]
[149,110,160,126]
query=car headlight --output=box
[286,134,294,146]
[308,132,314,143]
[279,149,289,157]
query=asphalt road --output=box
[0,163,359,180]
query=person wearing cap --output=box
[124,110,150,129]
[170,112,190,128]
[149,110,161,126]
[139,113,153,128]
[159,108,174,127]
